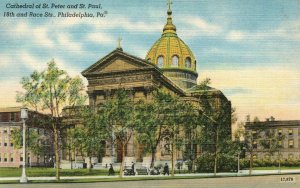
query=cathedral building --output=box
[76,5,231,165]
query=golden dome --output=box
[145,4,198,89]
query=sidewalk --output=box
[1,170,300,181]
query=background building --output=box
[245,118,300,160]
[0,107,53,167]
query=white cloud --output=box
[226,20,300,42]
[57,33,82,52]
[225,30,246,41]
[86,32,114,44]
[177,16,223,37]
[10,22,54,48]
[20,52,47,71]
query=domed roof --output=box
[145,7,197,73]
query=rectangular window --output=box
[3,129,7,134]
[4,143,7,147]
[10,143,13,147]
[20,157,23,162]
[4,153,7,162]
[10,112,16,122]
[278,129,282,136]
[10,157,13,162]
[288,139,294,148]
[288,129,293,136]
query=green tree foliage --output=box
[16,60,86,180]
[11,128,49,157]
[99,89,135,177]
[195,78,232,176]
[69,106,107,172]
[259,128,285,171]
[134,90,174,168]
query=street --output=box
[1,174,300,188]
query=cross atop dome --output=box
[163,0,176,34]
[167,0,172,12]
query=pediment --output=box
[82,49,154,76]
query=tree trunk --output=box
[88,156,92,172]
[214,126,219,176]
[119,143,125,177]
[171,139,175,176]
[150,148,156,168]
[54,127,60,180]
[249,152,253,175]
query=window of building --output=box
[4,143,7,147]
[3,129,7,134]
[288,129,293,136]
[171,55,179,67]
[253,141,257,149]
[10,153,13,162]
[10,143,13,147]
[20,157,23,162]
[185,57,191,68]
[278,129,282,136]
[157,56,164,68]
[288,139,294,148]
[4,153,7,162]
[10,112,17,122]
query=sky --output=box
[0,0,299,124]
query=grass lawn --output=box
[253,166,300,170]
[0,168,113,177]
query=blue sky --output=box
[0,0,299,123]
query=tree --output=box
[77,106,108,171]
[16,60,86,180]
[196,78,232,176]
[259,128,285,172]
[134,90,173,168]
[243,126,262,175]
[100,89,135,177]
[11,128,49,161]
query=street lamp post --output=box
[20,107,28,183]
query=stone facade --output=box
[245,119,300,160]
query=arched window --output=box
[157,56,164,68]
[172,55,179,67]
[185,57,191,68]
